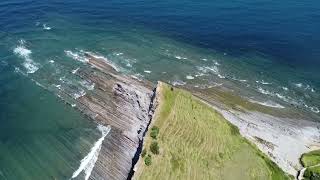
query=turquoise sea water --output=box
[1,0,320,179]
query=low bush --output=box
[150,141,160,155]
[141,149,147,157]
[150,126,159,139]
[145,154,152,166]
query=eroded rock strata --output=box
[71,53,155,180]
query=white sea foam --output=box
[195,73,205,77]
[13,40,39,73]
[55,84,62,90]
[257,87,299,106]
[186,75,194,80]
[72,67,80,74]
[171,80,186,86]
[114,52,123,56]
[294,83,303,88]
[201,58,207,61]
[256,80,272,85]
[174,55,187,60]
[14,67,28,76]
[87,52,120,72]
[74,89,86,99]
[197,65,226,79]
[282,87,289,91]
[293,83,316,93]
[131,73,144,81]
[43,24,52,30]
[30,78,46,89]
[257,87,272,95]
[217,74,225,79]
[71,125,111,180]
[232,77,247,82]
[249,99,285,109]
[49,60,55,63]
[80,80,95,91]
[208,82,223,87]
[310,107,319,113]
[65,50,89,63]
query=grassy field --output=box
[134,82,290,180]
[301,150,320,180]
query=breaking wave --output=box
[256,80,272,85]
[170,79,186,86]
[13,40,39,73]
[174,55,188,60]
[186,75,194,80]
[65,50,121,72]
[249,99,285,109]
[87,52,120,72]
[293,83,316,93]
[72,67,80,74]
[197,65,225,79]
[257,86,319,113]
[131,73,144,81]
[80,80,95,91]
[73,89,86,99]
[65,50,89,63]
[43,24,52,30]
[71,125,111,180]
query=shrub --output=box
[141,149,147,157]
[145,154,152,166]
[150,126,159,139]
[150,141,160,155]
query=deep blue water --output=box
[0,0,320,179]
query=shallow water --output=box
[1,0,320,179]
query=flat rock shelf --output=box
[70,53,156,180]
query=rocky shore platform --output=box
[70,53,156,180]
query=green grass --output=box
[150,126,159,140]
[301,150,320,180]
[301,150,320,167]
[304,166,320,180]
[135,82,290,180]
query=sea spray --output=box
[13,40,39,73]
[65,50,89,63]
[71,125,111,180]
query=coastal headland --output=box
[68,53,320,180]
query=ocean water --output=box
[1,0,320,179]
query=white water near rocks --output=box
[298,168,306,180]
[71,124,111,180]
[13,40,39,74]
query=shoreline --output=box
[132,82,320,179]
[198,98,320,177]
[132,82,293,179]
[30,52,319,179]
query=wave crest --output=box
[13,40,39,73]
[71,125,111,180]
